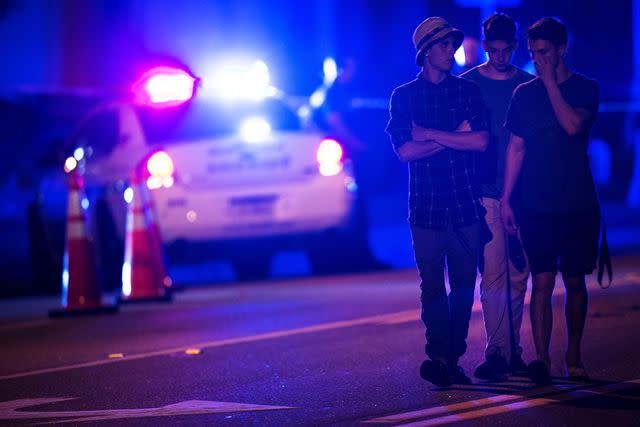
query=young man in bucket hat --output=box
[461,13,534,381]
[386,17,489,387]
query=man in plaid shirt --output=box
[386,17,489,387]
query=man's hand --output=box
[456,120,471,132]
[500,198,518,236]
[535,56,557,86]
[411,121,432,142]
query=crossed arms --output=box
[396,120,489,162]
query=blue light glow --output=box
[455,45,466,67]
[122,261,132,297]
[124,187,134,204]
[61,251,69,307]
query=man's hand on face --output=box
[535,56,556,85]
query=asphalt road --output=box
[1,255,640,426]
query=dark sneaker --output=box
[474,354,508,381]
[527,360,552,386]
[509,355,529,377]
[447,364,472,385]
[420,360,451,387]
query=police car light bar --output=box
[133,66,196,107]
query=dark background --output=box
[0,0,637,296]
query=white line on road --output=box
[0,309,418,381]
[0,397,294,424]
[363,384,576,423]
[0,320,50,332]
[368,379,640,427]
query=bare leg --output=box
[530,272,555,363]
[562,274,588,366]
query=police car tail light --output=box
[146,151,175,189]
[133,66,196,107]
[317,139,343,177]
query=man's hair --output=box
[527,17,568,47]
[483,13,517,42]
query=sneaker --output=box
[509,355,529,377]
[474,355,508,381]
[447,364,472,385]
[527,360,552,386]
[420,359,451,387]
[566,362,589,381]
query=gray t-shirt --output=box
[461,66,534,198]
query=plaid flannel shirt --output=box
[386,74,487,229]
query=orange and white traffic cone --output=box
[49,172,118,317]
[120,171,171,302]
[138,173,172,291]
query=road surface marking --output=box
[364,384,576,423]
[374,312,419,325]
[0,309,418,381]
[394,398,557,427]
[0,320,50,332]
[367,378,640,426]
[0,397,293,424]
[580,390,640,400]
[623,272,640,284]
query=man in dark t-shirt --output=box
[501,17,600,385]
[461,13,534,381]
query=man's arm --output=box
[411,81,489,151]
[412,126,489,151]
[500,132,526,235]
[544,83,591,136]
[386,88,447,162]
[396,140,445,162]
[537,57,594,136]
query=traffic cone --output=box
[120,171,171,302]
[138,173,172,291]
[49,172,118,317]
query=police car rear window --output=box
[138,98,301,144]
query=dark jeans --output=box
[411,223,480,363]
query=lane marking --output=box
[623,272,640,284]
[364,384,576,423]
[0,309,417,381]
[395,398,557,427]
[372,379,640,427]
[0,320,50,332]
[580,390,640,401]
[0,397,294,424]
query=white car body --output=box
[79,103,358,245]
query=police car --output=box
[40,61,368,281]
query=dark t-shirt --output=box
[461,66,534,198]
[505,73,600,213]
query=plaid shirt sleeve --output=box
[385,87,413,151]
